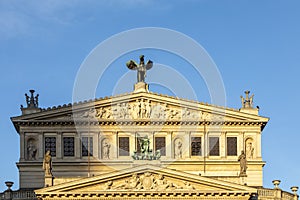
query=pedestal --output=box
[133,82,149,93]
[45,175,53,187]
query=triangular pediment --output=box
[12,92,268,130]
[35,165,257,196]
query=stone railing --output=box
[258,188,297,200]
[0,190,36,200]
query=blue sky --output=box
[0,0,300,192]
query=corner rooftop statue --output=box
[6,55,299,200]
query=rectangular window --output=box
[63,137,75,157]
[191,137,202,156]
[119,137,130,156]
[81,137,93,156]
[209,137,219,156]
[155,137,166,156]
[227,137,237,156]
[45,137,56,157]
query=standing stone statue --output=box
[43,150,53,177]
[27,140,37,160]
[246,141,254,159]
[174,140,183,159]
[238,150,247,176]
[103,140,111,159]
[126,55,153,83]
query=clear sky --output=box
[0,0,300,192]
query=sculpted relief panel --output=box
[75,99,226,121]
[102,172,196,191]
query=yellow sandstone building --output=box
[1,56,298,200]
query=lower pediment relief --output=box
[101,172,197,191]
[70,172,238,193]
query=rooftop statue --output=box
[240,90,254,108]
[126,55,153,83]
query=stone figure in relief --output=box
[238,150,247,176]
[104,181,113,190]
[96,107,105,118]
[43,150,53,177]
[153,174,170,190]
[132,100,140,119]
[140,99,146,118]
[145,100,151,118]
[102,140,111,159]
[27,139,37,160]
[174,139,183,159]
[115,173,141,190]
[184,181,195,190]
[104,108,112,119]
[105,172,196,191]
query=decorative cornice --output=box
[13,120,267,127]
[36,190,254,198]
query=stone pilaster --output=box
[75,133,80,159]
[38,132,44,160]
[20,132,25,161]
[56,132,62,159]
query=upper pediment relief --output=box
[12,92,269,123]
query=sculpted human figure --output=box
[145,100,151,118]
[43,150,53,176]
[104,108,111,119]
[246,141,254,159]
[140,99,146,118]
[139,137,150,159]
[103,140,111,159]
[174,140,183,159]
[96,107,105,118]
[238,150,247,176]
[153,174,169,190]
[184,181,195,190]
[132,100,141,119]
[116,173,141,189]
[27,140,37,160]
